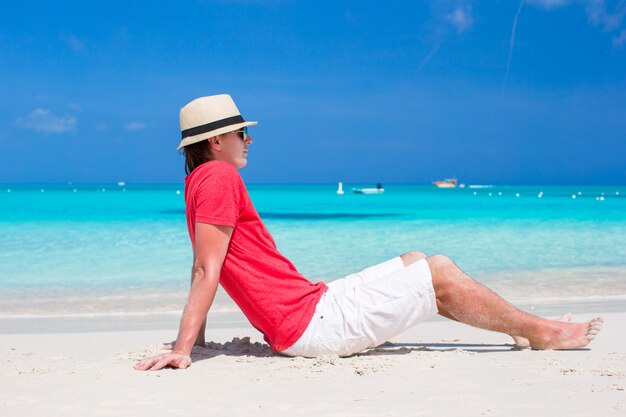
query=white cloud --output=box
[16,108,77,133]
[586,0,626,31]
[445,5,474,32]
[613,28,626,46]
[124,122,146,131]
[521,0,626,51]
[526,0,626,34]
[60,32,85,53]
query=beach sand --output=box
[0,312,624,416]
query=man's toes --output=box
[590,321,603,330]
[585,318,603,340]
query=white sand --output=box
[1,312,624,417]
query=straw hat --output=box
[177,94,257,150]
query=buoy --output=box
[176,190,181,195]
[498,192,502,196]
[7,189,11,193]
[515,193,520,197]
[488,192,492,197]
[473,191,477,196]
[336,182,345,195]
[600,196,605,201]
[572,194,576,199]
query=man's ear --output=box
[208,136,220,150]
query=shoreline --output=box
[2,277,625,335]
[1,298,624,335]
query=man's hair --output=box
[183,140,214,175]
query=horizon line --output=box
[1,182,626,187]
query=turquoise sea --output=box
[1,183,625,331]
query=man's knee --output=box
[426,254,452,268]
[426,255,455,291]
[400,250,427,266]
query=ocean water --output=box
[1,183,625,327]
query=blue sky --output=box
[1,0,625,185]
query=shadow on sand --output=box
[176,338,590,366]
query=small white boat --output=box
[336,182,345,195]
[352,188,384,194]
[352,187,385,195]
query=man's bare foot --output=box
[511,313,573,349]
[527,317,604,350]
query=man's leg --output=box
[424,254,603,349]
[401,251,532,345]
[401,252,591,347]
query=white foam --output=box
[0,305,241,319]
[510,294,626,304]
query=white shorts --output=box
[281,257,438,357]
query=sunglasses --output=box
[233,127,250,142]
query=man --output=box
[134,95,603,371]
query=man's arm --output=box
[162,263,207,350]
[192,253,207,347]
[134,222,232,371]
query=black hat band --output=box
[181,115,245,139]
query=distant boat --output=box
[336,182,345,195]
[433,178,458,188]
[352,183,385,194]
[117,181,126,186]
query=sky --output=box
[1,0,625,185]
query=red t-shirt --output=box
[184,160,327,352]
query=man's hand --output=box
[133,352,192,371]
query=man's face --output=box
[213,129,253,169]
